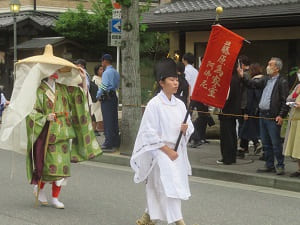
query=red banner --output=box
[191,25,244,108]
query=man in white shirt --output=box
[182,53,211,148]
[0,90,9,117]
[182,53,198,97]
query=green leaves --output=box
[288,66,299,77]
[140,32,169,59]
[54,3,110,42]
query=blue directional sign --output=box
[111,19,122,33]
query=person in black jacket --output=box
[238,63,264,158]
[217,67,242,165]
[238,57,289,175]
[174,62,189,107]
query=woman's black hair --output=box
[176,62,185,75]
[94,64,102,75]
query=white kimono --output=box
[130,91,194,224]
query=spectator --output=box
[217,62,242,165]
[182,52,198,99]
[236,55,251,156]
[91,64,104,136]
[0,89,9,118]
[96,54,120,151]
[238,57,289,175]
[284,67,300,177]
[238,63,264,158]
[174,62,189,107]
[74,59,90,89]
[182,53,210,148]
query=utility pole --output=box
[120,0,142,154]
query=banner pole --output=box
[174,102,193,151]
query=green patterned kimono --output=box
[26,81,102,183]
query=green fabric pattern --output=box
[26,82,102,183]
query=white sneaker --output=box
[33,185,48,205]
[51,197,65,209]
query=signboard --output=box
[108,10,122,47]
[111,19,121,33]
[109,33,122,47]
[112,9,121,19]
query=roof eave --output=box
[143,14,300,32]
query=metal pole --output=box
[117,46,120,72]
[13,14,17,81]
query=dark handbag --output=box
[89,80,99,103]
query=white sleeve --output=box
[130,99,165,183]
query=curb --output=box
[92,153,300,193]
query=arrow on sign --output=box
[111,19,122,33]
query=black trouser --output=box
[190,101,208,142]
[101,94,120,147]
[219,117,237,164]
[238,109,249,150]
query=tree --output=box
[118,0,142,154]
[54,2,113,57]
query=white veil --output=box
[0,62,81,154]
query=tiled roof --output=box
[16,37,65,50]
[154,0,299,14]
[143,0,300,30]
[0,11,57,28]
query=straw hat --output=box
[16,44,78,72]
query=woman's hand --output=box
[78,67,87,91]
[160,145,178,161]
[237,66,244,78]
[47,113,56,121]
[181,123,188,135]
[79,67,86,80]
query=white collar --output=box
[158,90,177,106]
[43,80,56,93]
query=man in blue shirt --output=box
[96,54,120,150]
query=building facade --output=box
[143,0,300,74]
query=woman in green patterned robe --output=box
[26,72,102,209]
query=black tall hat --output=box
[155,58,178,81]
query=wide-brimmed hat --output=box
[16,44,78,72]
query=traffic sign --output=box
[112,9,121,19]
[109,33,121,46]
[111,19,121,33]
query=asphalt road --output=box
[1,149,300,225]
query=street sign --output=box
[111,19,121,33]
[109,33,121,47]
[112,9,121,19]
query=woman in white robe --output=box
[131,58,194,225]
